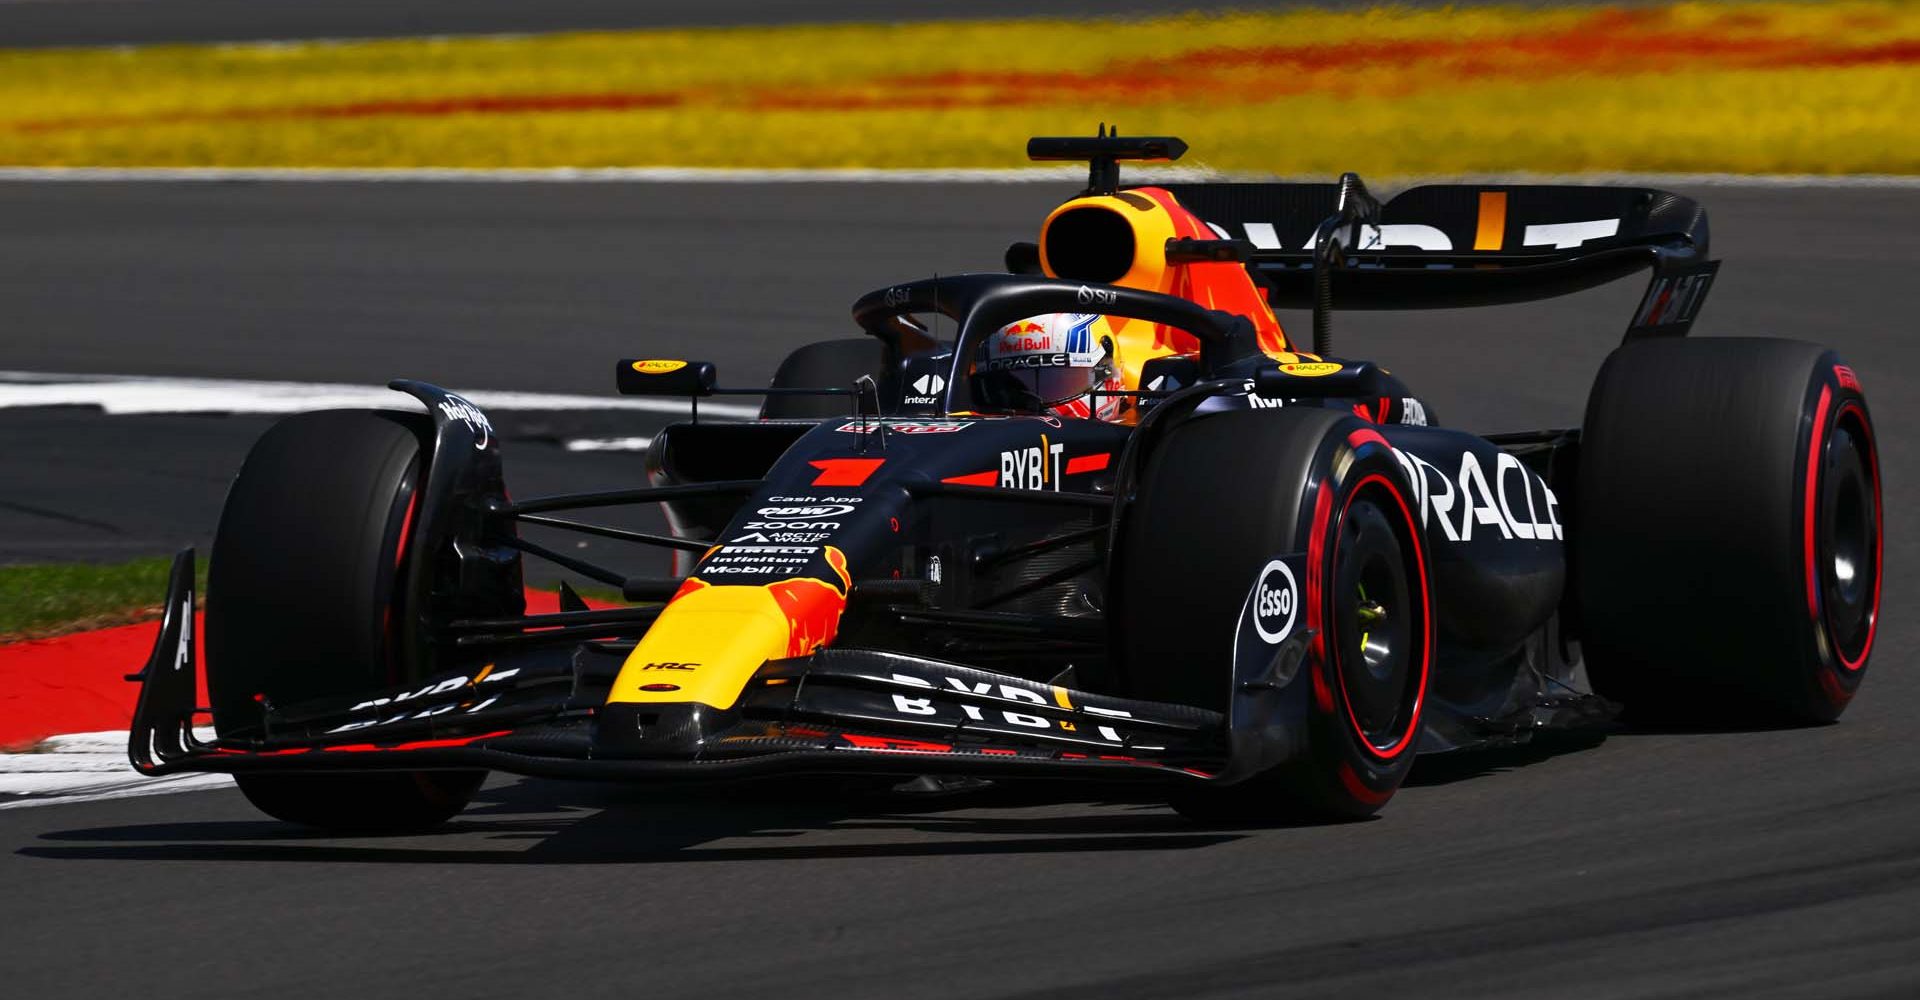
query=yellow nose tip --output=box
[608,585,795,710]
[607,562,850,711]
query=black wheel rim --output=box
[1332,496,1417,754]
[1820,412,1877,666]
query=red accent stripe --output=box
[1063,453,1110,475]
[1346,428,1390,452]
[1804,384,1832,620]
[942,471,999,486]
[840,733,953,753]
[809,458,885,487]
[980,748,1017,756]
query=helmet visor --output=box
[971,314,1105,413]
[972,354,1098,411]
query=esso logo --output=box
[757,504,856,521]
[1252,559,1298,645]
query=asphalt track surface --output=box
[2,179,1918,997]
[0,0,1541,49]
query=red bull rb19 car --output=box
[127,134,1883,829]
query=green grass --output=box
[0,558,632,643]
[0,556,206,640]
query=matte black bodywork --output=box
[129,172,1685,788]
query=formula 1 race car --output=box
[128,133,1883,830]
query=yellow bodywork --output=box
[1035,189,1308,390]
[606,585,793,710]
[606,547,851,711]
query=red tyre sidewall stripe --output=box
[1338,760,1393,806]
[1331,472,1431,763]
[1306,478,1335,713]
[1833,400,1880,672]
[382,486,421,686]
[1803,383,1832,622]
[392,488,419,574]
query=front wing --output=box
[128,556,1302,786]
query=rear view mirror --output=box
[616,359,717,396]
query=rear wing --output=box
[1159,179,1719,353]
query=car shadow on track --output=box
[17,776,1247,864]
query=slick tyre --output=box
[1114,408,1433,823]
[759,338,886,419]
[208,410,483,832]
[1575,338,1881,724]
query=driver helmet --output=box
[972,313,1127,420]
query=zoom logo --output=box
[756,504,856,521]
[1251,559,1298,645]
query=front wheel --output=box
[208,410,488,832]
[1113,408,1433,823]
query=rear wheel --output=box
[1575,337,1881,724]
[759,338,885,419]
[208,410,485,832]
[1115,409,1433,822]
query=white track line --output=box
[0,165,1915,188]
[0,370,760,418]
[564,435,655,452]
[0,729,232,810]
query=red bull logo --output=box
[664,546,851,657]
[997,334,1057,353]
[764,546,851,656]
